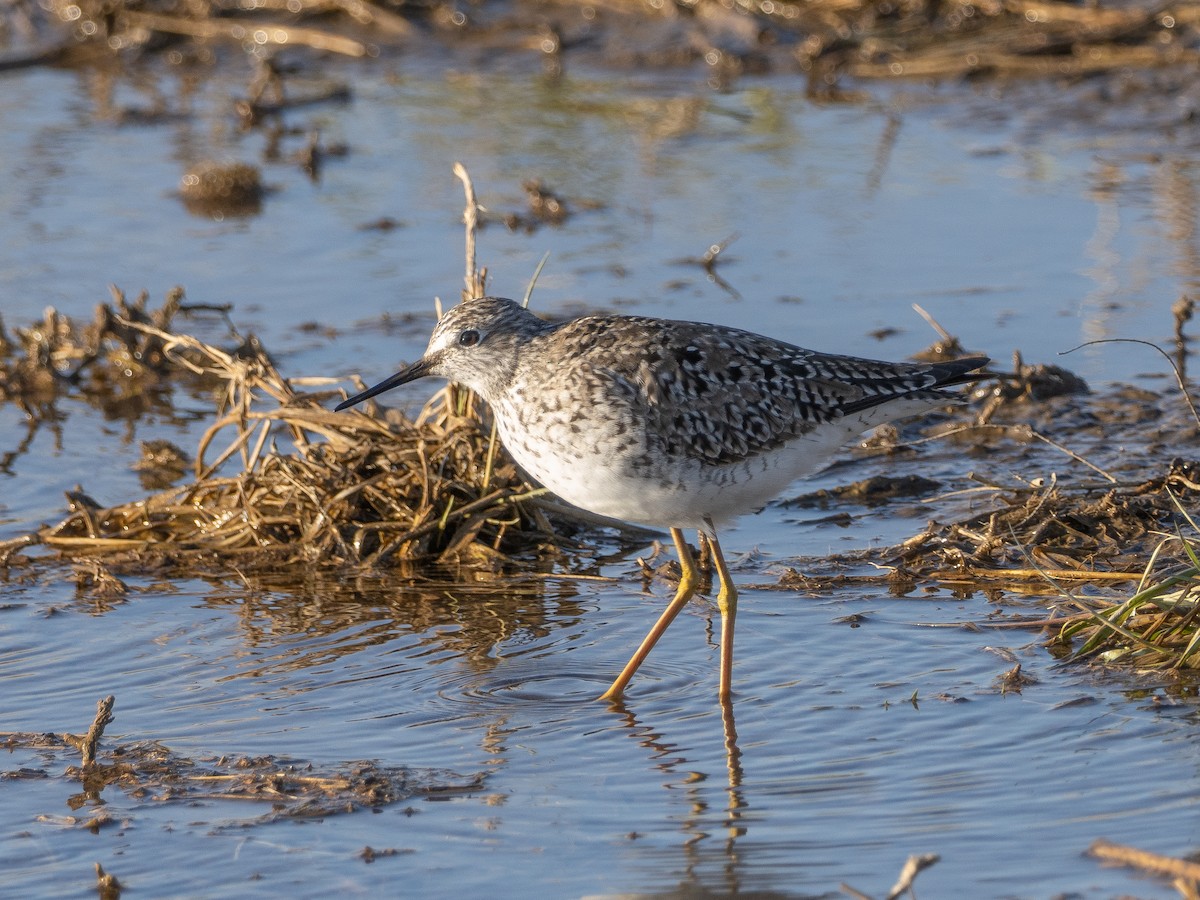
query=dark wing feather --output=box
[555,315,987,466]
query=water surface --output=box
[3,54,1199,898]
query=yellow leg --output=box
[600,527,700,702]
[705,525,738,702]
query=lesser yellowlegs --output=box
[337,297,987,701]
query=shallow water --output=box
[5,566,1198,897]
[3,52,1200,898]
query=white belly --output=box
[497,410,907,532]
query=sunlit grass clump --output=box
[1061,517,1200,670]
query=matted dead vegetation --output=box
[1,695,484,829]
[0,290,562,575]
[773,448,1200,588]
[786,459,1200,671]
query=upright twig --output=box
[453,162,486,301]
[840,852,940,900]
[95,862,122,900]
[69,695,115,768]
[911,303,954,345]
[448,164,490,421]
[886,853,940,899]
[522,251,551,309]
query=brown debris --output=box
[74,561,130,604]
[0,285,227,418]
[975,351,1090,422]
[884,467,1191,576]
[490,178,601,233]
[3,712,483,826]
[1089,839,1200,897]
[522,179,569,225]
[778,449,1200,670]
[95,862,122,900]
[994,662,1038,694]
[179,162,264,218]
[360,846,413,863]
[133,440,191,490]
[64,695,116,769]
[787,474,942,508]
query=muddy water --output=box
[3,55,1200,898]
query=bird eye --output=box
[458,329,480,348]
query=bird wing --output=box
[560,316,979,466]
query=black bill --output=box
[335,358,434,411]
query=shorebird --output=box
[337,297,987,701]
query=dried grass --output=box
[1,304,564,575]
